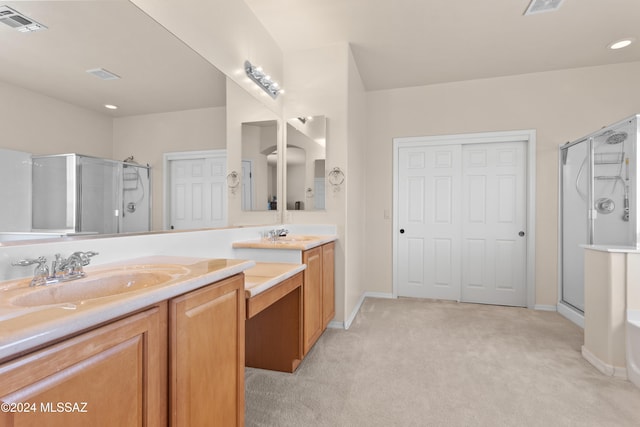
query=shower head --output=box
[606,131,628,144]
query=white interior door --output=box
[168,155,227,230]
[241,160,253,210]
[397,145,462,300]
[461,142,527,306]
[397,139,528,307]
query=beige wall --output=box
[345,46,368,321]
[112,107,227,230]
[0,80,112,157]
[131,0,283,117]
[365,61,640,306]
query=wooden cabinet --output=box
[322,242,335,329]
[302,246,323,354]
[0,304,167,427]
[246,272,303,373]
[169,274,245,427]
[0,273,246,427]
[302,242,336,355]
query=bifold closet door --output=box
[397,141,527,306]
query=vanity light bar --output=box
[244,60,281,99]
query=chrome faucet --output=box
[263,228,288,241]
[12,251,99,287]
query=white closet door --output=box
[461,142,527,306]
[397,145,462,300]
[397,140,528,307]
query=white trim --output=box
[327,320,344,329]
[582,345,628,378]
[557,301,585,328]
[344,291,395,330]
[392,130,537,308]
[162,149,227,231]
[534,304,558,312]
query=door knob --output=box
[400,229,405,234]
[519,231,525,237]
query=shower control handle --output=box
[519,231,525,237]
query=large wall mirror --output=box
[0,1,237,241]
[286,116,327,211]
[241,120,278,211]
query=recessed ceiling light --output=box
[608,38,635,50]
[104,104,118,110]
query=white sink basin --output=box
[9,265,190,307]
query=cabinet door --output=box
[322,242,336,329]
[170,274,245,427]
[302,246,323,355]
[0,304,167,427]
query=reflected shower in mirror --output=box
[241,120,278,211]
[286,116,326,211]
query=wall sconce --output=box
[328,167,345,192]
[245,60,281,99]
[227,171,239,195]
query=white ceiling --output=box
[2,1,638,117]
[244,0,640,91]
[0,1,226,117]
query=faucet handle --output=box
[12,256,47,268]
[12,256,50,286]
[69,251,99,266]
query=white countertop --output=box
[581,244,640,254]
[232,234,337,251]
[0,256,254,362]
[243,262,306,297]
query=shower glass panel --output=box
[32,154,151,234]
[591,120,635,246]
[78,156,120,234]
[560,139,589,312]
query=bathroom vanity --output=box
[244,262,306,372]
[233,235,336,355]
[0,257,252,426]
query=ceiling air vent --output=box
[524,0,564,16]
[0,5,47,32]
[86,68,121,81]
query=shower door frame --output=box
[558,114,640,327]
[558,137,592,326]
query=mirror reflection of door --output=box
[286,116,326,211]
[165,151,227,230]
[241,160,253,210]
[241,120,278,211]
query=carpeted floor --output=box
[245,297,640,426]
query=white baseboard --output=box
[534,304,557,312]
[557,302,585,328]
[582,345,628,378]
[327,320,344,329]
[344,292,394,330]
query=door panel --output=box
[461,142,526,306]
[398,145,462,300]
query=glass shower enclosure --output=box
[559,114,639,315]
[31,154,151,235]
